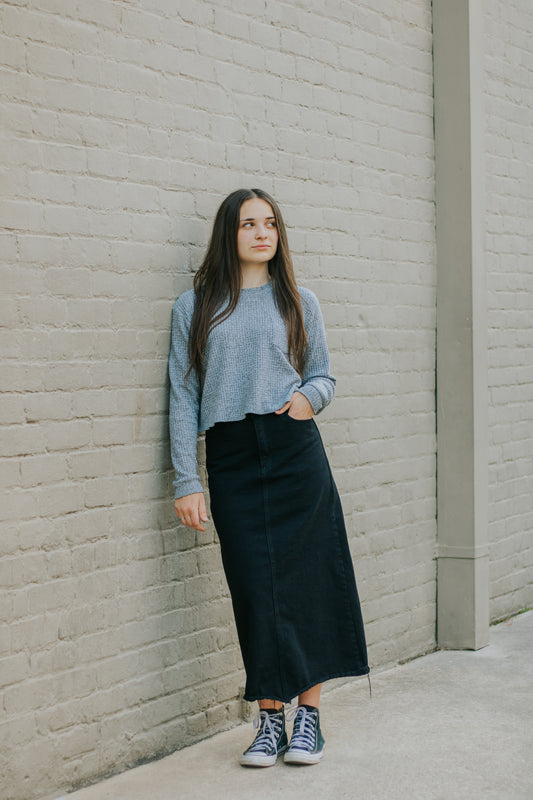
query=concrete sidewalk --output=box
[64,611,532,800]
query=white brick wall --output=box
[485,0,533,621]
[1,2,436,798]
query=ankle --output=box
[258,700,283,712]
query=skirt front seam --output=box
[253,415,287,701]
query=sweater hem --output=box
[198,406,288,434]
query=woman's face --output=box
[237,197,279,270]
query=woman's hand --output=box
[174,492,209,531]
[275,391,314,420]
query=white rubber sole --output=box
[240,748,287,767]
[283,748,324,764]
[283,746,325,765]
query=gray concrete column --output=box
[433,0,489,649]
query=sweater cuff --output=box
[174,477,204,500]
[296,383,327,415]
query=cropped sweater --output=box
[168,280,336,499]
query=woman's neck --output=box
[240,265,271,289]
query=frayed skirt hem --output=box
[243,667,371,704]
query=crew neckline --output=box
[240,280,273,292]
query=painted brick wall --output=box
[0,1,435,798]
[485,0,533,621]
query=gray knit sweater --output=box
[168,281,336,499]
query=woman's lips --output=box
[253,245,270,249]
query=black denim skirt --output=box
[205,410,369,703]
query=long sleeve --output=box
[168,293,204,499]
[296,290,336,414]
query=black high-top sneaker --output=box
[240,708,288,767]
[284,705,325,765]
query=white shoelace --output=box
[286,706,317,751]
[247,710,283,753]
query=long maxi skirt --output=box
[205,410,369,703]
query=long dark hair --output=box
[188,188,308,380]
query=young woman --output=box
[168,188,369,767]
